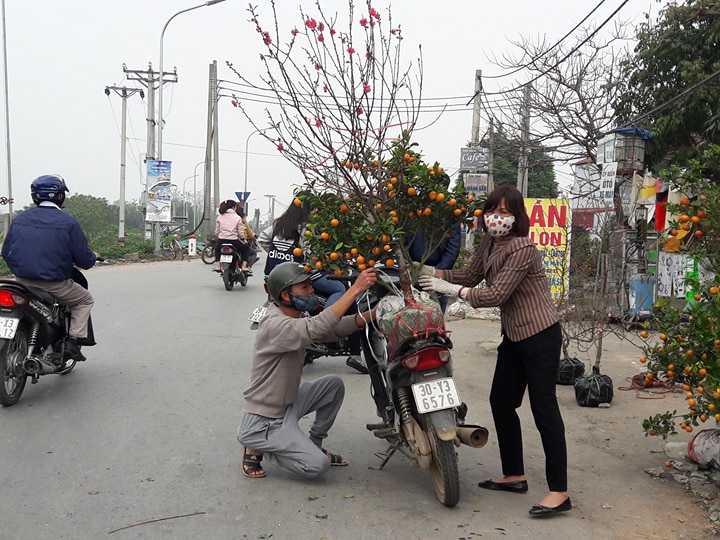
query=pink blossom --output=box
[318,22,325,32]
[347,46,355,55]
[315,120,322,127]
[277,142,284,151]
[231,100,238,108]
[369,7,381,20]
[330,28,336,36]
[323,85,328,92]
[305,18,317,30]
[318,33,324,42]
[363,84,371,93]
[357,106,364,115]
[291,28,298,36]
[359,18,368,27]
[263,31,272,45]
[314,63,321,71]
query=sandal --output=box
[242,448,266,478]
[318,446,348,466]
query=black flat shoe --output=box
[478,479,528,493]
[528,497,572,517]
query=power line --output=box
[482,0,609,80]
[628,67,720,125]
[483,0,631,96]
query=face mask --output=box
[290,294,320,314]
[484,213,515,237]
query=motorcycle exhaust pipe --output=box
[23,357,58,375]
[457,424,489,448]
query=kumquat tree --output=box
[226,0,482,299]
[640,145,720,439]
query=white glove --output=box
[412,261,436,277]
[418,275,463,298]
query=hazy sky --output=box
[0,0,667,218]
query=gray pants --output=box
[237,375,344,479]
[16,278,94,339]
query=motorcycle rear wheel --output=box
[223,266,235,291]
[0,328,29,406]
[427,417,460,507]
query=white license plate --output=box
[412,377,461,413]
[248,306,267,323]
[0,317,19,339]
[220,255,233,263]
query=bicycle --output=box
[160,224,185,261]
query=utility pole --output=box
[265,194,276,223]
[202,62,216,241]
[105,85,143,247]
[488,117,495,193]
[516,83,531,197]
[470,69,482,146]
[123,63,177,252]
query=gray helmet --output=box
[267,262,310,302]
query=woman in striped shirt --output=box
[418,185,570,517]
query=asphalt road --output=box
[0,257,716,539]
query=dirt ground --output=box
[445,316,719,540]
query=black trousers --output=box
[215,239,251,264]
[489,322,567,492]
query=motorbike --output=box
[349,268,489,506]
[218,242,252,291]
[249,267,488,506]
[0,267,97,406]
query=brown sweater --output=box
[242,303,360,418]
[441,235,558,342]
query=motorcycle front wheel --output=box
[0,328,29,406]
[427,417,460,507]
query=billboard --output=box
[145,160,172,223]
[525,198,572,302]
[460,147,489,171]
[465,173,488,194]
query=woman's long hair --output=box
[480,185,530,237]
[272,199,311,241]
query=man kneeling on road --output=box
[237,262,377,479]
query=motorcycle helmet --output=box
[31,174,69,205]
[267,261,310,303]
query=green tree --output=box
[63,194,117,239]
[477,130,559,197]
[614,1,720,175]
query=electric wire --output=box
[482,0,609,80]
[483,0,631,96]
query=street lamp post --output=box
[243,126,272,214]
[154,0,225,254]
[157,0,226,161]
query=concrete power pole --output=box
[488,117,495,193]
[516,83,532,197]
[105,85,143,247]
[202,62,216,241]
[470,70,482,146]
[123,63,177,253]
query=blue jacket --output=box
[406,225,462,270]
[1,204,96,281]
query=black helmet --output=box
[267,262,310,302]
[31,174,69,205]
